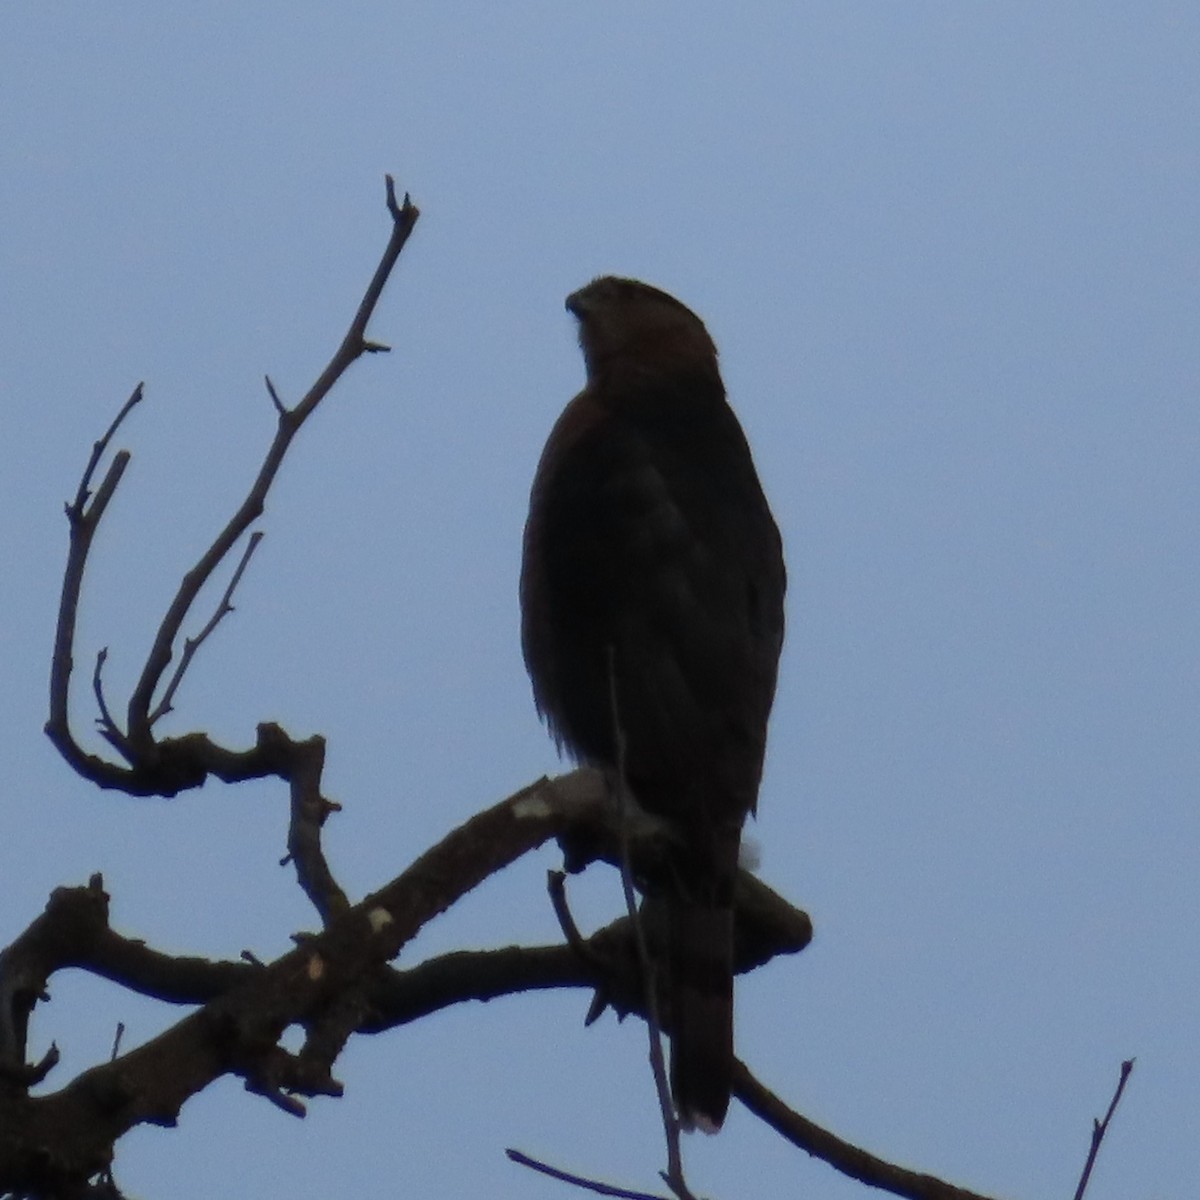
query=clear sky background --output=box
[1,5,1196,1198]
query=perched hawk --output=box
[520,276,785,1131]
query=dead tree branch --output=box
[46,386,143,785]
[732,1060,1003,1200]
[43,178,419,803]
[0,770,811,1198]
[1072,1059,1134,1200]
[124,177,416,751]
[147,530,264,726]
[507,1147,669,1200]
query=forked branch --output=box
[0,770,813,1198]
[125,178,417,748]
[44,178,419,799]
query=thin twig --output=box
[605,648,691,1200]
[148,531,264,726]
[506,1148,668,1200]
[71,383,145,515]
[263,375,285,415]
[124,180,419,747]
[90,648,127,756]
[1072,1058,1135,1200]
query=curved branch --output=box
[282,730,348,921]
[732,1061,1002,1200]
[45,383,142,785]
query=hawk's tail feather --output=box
[668,898,735,1132]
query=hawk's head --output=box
[566,276,719,381]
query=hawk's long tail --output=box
[666,837,738,1132]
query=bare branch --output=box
[45,445,138,789]
[732,1060,1003,1200]
[363,941,597,1031]
[263,374,285,415]
[0,773,609,1194]
[364,863,809,1036]
[507,1148,669,1200]
[0,772,817,1197]
[82,930,254,1006]
[45,385,147,786]
[124,182,419,747]
[13,764,803,1031]
[148,530,265,726]
[0,875,111,1072]
[45,184,419,799]
[606,646,688,1192]
[71,383,145,515]
[90,647,128,758]
[1072,1059,1135,1200]
[282,730,348,923]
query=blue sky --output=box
[1,5,1197,1197]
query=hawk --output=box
[520,276,785,1131]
